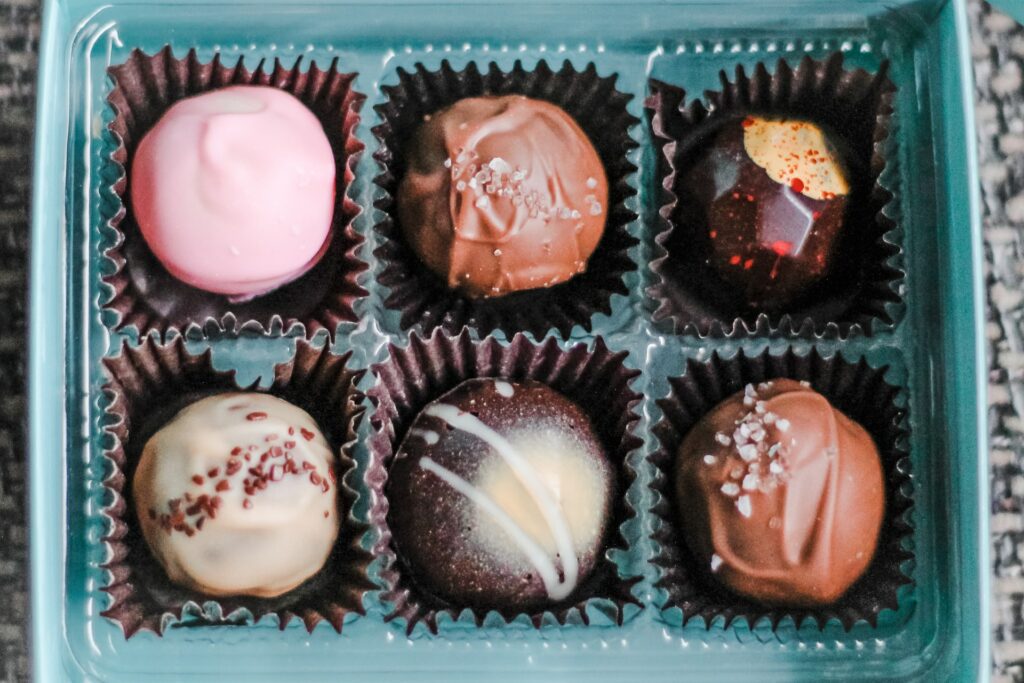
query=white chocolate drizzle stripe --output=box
[419,457,566,598]
[422,403,579,600]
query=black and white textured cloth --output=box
[0,0,1022,680]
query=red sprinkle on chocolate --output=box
[771,240,793,256]
[743,259,754,270]
[215,480,230,492]
[246,412,268,422]
[790,178,804,193]
[729,255,741,266]
[742,116,756,128]
[300,428,316,441]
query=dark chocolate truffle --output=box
[396,95,608,298]
[685,116,853,310]
[387,378,614,611]
[675,379,884,607]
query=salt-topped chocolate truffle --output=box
[133,393,339,598]
[396,95,608,298]
[685,116,853,310]
[675,379,884,606]
[387,378,614,611]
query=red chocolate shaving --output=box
[246,412,268,421]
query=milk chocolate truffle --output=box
[387,378,614,611]
[133,393,340,598]
[130,86,335,300]
[685,116,853,310]
[396,95,609,298]
[675,379,884,606]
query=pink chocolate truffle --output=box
[130,86,336,298]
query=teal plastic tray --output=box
[29,0,990,680]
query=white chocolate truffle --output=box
[133,393,339,598]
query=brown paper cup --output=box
[645,54,901,338]
[103,47,367,339]
[99,338,373,637]
[366,328,643,633]
[650,346,913,631]
[372,59,639,338]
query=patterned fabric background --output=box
[0,0,1020,680]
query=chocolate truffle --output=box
[396,95,608,298]
[387,378,614,611]
[133,393,339,598]
[684,116,853,310]
[130,86,335,300]
[675,379,884,606]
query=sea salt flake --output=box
[710,554,724,572]
[715,433,731,446]
[742,474,758,491]
[799,380,811,388]
[703,454,717,465]
[738,444,759,462]
[736,495,753,518]
[720,482,740,497]
[775,418,791,433]
[443,158,452,168]
[763,412,777,425]
[769,460,785,474]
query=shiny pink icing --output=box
[130,86,335,298]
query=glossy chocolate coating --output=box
[675,379,884,606]
[684,116,852,310]
[387,378,614,611]
[396,95,608,298]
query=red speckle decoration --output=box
[246,411,268,421]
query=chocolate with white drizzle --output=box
[675,379,884,607]
[386,378,614,611]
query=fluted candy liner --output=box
[646,54,902,338]
[99,337,373,637]
[650,346,913,632]
[102,47,367,339]
[366,328,644,633]
[372,59,639,338]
